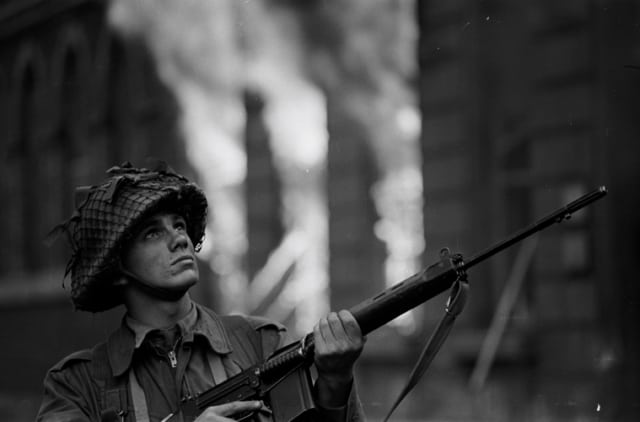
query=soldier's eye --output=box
[174,217,188,231]
[143,227,163,240]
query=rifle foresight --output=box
[463,185,607,269]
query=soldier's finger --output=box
[203,400,262,418]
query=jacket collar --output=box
[107,302,234,377]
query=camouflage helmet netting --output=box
[60,163,207,312]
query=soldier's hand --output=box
[313,310,365,386]
[194,400,263,421]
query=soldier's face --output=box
[122,211,199,292]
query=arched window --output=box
[52,25,92,216]
[105,36,131,164]
[0,67,15,275]
[0,68,6,138]
[4,46,46,274]
[17,63,39,271]
[44,26,94,271]
[58,48,80,217]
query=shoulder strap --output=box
[383,279,469,422]
[91,342,129,421]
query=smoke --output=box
[108,0,422,333]
[108,0,330,326]
[289,0,424,297]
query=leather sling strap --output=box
[383,279,469,422]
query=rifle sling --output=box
[383,279,469,422]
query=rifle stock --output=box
[180,186,607,421]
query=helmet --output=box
[52,161,207,312]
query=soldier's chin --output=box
[159,281,195,303]
[173,274,198,293]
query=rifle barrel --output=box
[462,186,607,270]
[349,186,607,335]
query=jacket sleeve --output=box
[36,351,98,422]
[313,380,365,422]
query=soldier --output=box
[37,162,365,422]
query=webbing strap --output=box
[129,370,150,422]
[93,342,128,422]
[383,279,469,422]
[207,353,229,385]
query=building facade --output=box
[1,1,638,421]
[414,1,640,421]
[0,1,189,418]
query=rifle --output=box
[178,186,607,421]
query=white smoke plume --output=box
[108,0,421,333]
